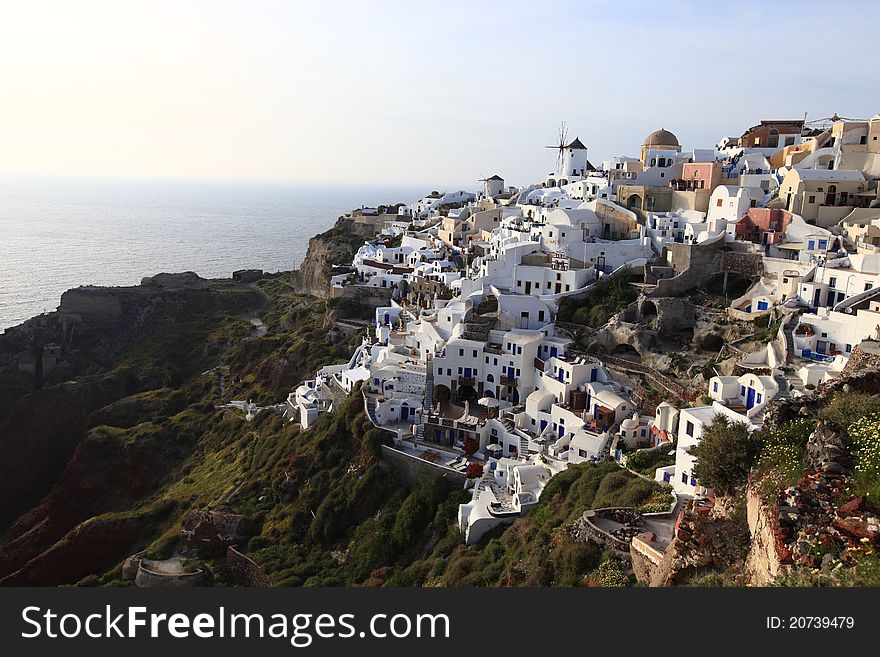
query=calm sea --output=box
[0,177,430,332]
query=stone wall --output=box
[134,564,204,588]
[380,444,468,486]
[841,340,880,376]
[745,485,783,585]
[630,533,664,585]
[649,239,762,298]
[226,546,272,587]
[330,284,394,306]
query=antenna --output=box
[545,121,568,175]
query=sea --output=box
[0,176,432,332]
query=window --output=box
[783,277,789,284]
[808,195,815,204]
[740,385,746,396]
[538,310,545,322]
[459,349,464,357]
[846,344,852,353]
[712,382,718,393]
[866,283,873,291]
[682,472,689,484]
[861,136,868,145]
[485,357,489,364]
[685,421,694,437]
[472,349,477,358]
[716,198,723,207]
[829,276,837,287]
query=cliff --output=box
[291,215,383,298]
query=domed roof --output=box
[643,128,680,147]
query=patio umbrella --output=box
[485,443,503,452]
[477,397,501,407]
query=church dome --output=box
[643,128,680,147]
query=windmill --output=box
[545,121,568,175]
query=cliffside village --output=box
[286,116,880,545]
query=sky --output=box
[0,0,877,189]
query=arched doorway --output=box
[612,343,641,361]
[641,299,658,319]
[627,194,642,210]
[433,384,451,404]
[456,385,477,404]
[767,128,779,149]
[825,185,836,206]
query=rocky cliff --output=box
[291,215,383,298]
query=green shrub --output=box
[690,416,762,496]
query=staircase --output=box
[424,363,434,411]
[364,396,379,426]
[773,372,792,400]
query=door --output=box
[757,300,769,311]
[555,283,561,294]
[746,387,756,409]
[590,368,598,382]
[400,406,409,421]
[813,289,821,307]
[525,281,531,294]
[550,347,558,357]
[463,368,472,380]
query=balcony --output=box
[484,343,503,355]
[458,376,476,387]
[500,375,518,387]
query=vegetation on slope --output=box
[556,269,638,328]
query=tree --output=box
[689,416,762,496]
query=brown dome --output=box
[643,128,680,147]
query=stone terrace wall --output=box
[226,546,272,587]
[380,445,468,486]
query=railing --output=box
[458,376,476,386]
[500,375,518,387]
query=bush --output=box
[589,559,630,587]
[690,416,762,496]
[820,392,878,434]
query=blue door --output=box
[540,420,548,431]
[401,406,409,421]
[746,387,756,409]
[558,369,564,382]
[590,368,598,382]
[550,347,558,357]
[464,368,472,379]
[757,301,768,311]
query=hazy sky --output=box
[1,0,877,188]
